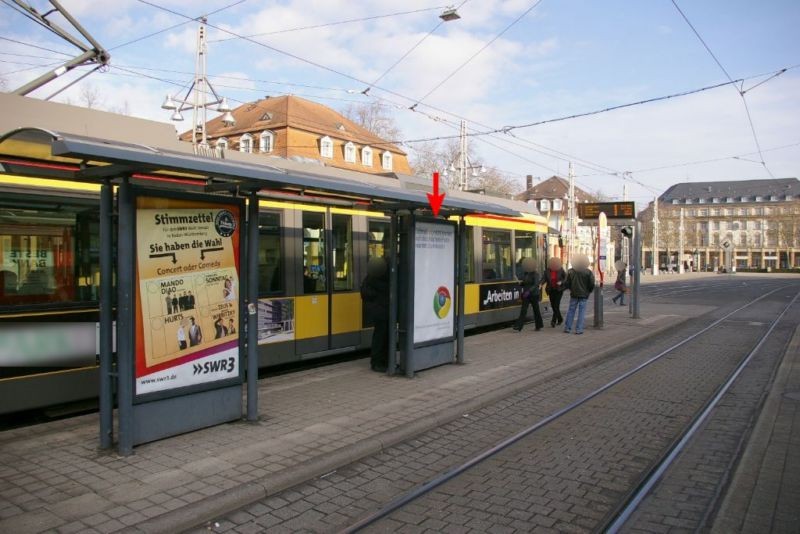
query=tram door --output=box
[298,209,359,357]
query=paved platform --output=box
[0,299,712,534]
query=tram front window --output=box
[302,212,326,293]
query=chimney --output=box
[526,175,533,190]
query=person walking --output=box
[563,254,595,335]
[513,257,543,332]
[612,261,627,306]
[541,256,566,327]
[361,257,390,372]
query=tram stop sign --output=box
[721,240,732,250]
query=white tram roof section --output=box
[0,93,523,218]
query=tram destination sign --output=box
[577,201,635,220]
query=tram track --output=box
[334,283,799,533]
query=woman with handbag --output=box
[612,262,627,306]
[513,257,543,332]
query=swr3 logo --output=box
[193,357,235,375]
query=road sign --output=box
[721,240,732,250]
[577,201,635,220]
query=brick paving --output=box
[0,297,700,534]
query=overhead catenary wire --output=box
[0,35,73,57]
[210,5,447,43]
[670,0,775,179]
[410,0,544,109]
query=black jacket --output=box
[541,268,567,292]
[520,270,540,299]
[565,268,595,298]
[360,273,389,320]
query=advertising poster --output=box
[413,222,455,343]
[478,282,522,311]
[258,297,295,345]
[134,196,241,396]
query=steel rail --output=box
[605,287,800,533]
[340,284,790,533]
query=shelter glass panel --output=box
[482,229,512,281]
[332,214,353,291]
[302,212,326,293]
[258,212,283,295]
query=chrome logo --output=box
[433,286,452,319]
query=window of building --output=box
[482,230,512,281]
[331,214,352,291]
[0,196,100,307]
[770,195,778,201]
[753,220,761,230]
[672,199,679,204]
[239,133,253,153]
[698,198,706,204]
[258,212,283,295]
[685,199,693,204]
[344,142,356,163]
[755,196,763,201]
[302,212,326,293]
[712,197,720,203]
[753,233,761,246]
[382,151,393,171]
[699,208,708,216]
[216,137,228,150]
[540,199,550,212]
[259,131,274,153]
[320,136,333,159]
[362,146,373,167]
[786,195,793,201]
[552,199,563,211]
[726,197,734,203]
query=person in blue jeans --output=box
[563,254,595,335]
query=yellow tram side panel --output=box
[292,293,363,339]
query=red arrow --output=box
[427,171,446,216]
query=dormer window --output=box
[726,197,734,203]
[540,199,550,212]
[260,112,272,121]
[259,131,274,153]
[552,199,563,211]
[344,142,356,163]
[712,197,720,203]
[239,133,253,153]
[216,137,228,150]
[381,151,393,171]
[755,195,763,201]
[362,146,373,167]
[320,136,333,159]
[336,123,346,132]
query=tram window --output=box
[0,200,100,306]
[332,214,353,291]
[515,231,543,276]
[482,230,512,281]
[465,226,474,283]
[258,212,283,295]
[302,212,326,293]
[368,220,389,260]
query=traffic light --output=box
[620,226,633,239]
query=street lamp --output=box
[161,17,236,147]
[439,7,461,21]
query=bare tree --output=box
[79,83,102,109]
[342,100,401,142]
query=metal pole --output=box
[594,223,603,329]
[568,162,575,265]
[116,179,134,456]
[98,180,113,449]
[246,193,259,421]
[679,207,685,274]
[456,217,466,363]
[387,213,398,375]
[633,221,642,319]
[404,216,415,378]
[652,197,659,276]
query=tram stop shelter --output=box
[0,95,523,455]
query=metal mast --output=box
[567,162,576,264]
[622,184,629,276]
[679,207,685,273]
[652,197,659,276]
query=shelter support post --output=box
[116,178,134,456]
[593,279,604,328]
[98,180,113,449]
[246,192,259,421]
[632,221,642,319]
[387,212,398,375]
[456,216,466,364]
[402,215,414,379]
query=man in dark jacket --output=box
[563,254,595,335]
[513,257,543,331]
[361,257,389,372]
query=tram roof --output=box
[0,95,521,217]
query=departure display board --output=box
[577,201,635,220]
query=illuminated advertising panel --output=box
[134,196,242,396]
[413,221,455,344]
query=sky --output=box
[1,0,798,205]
